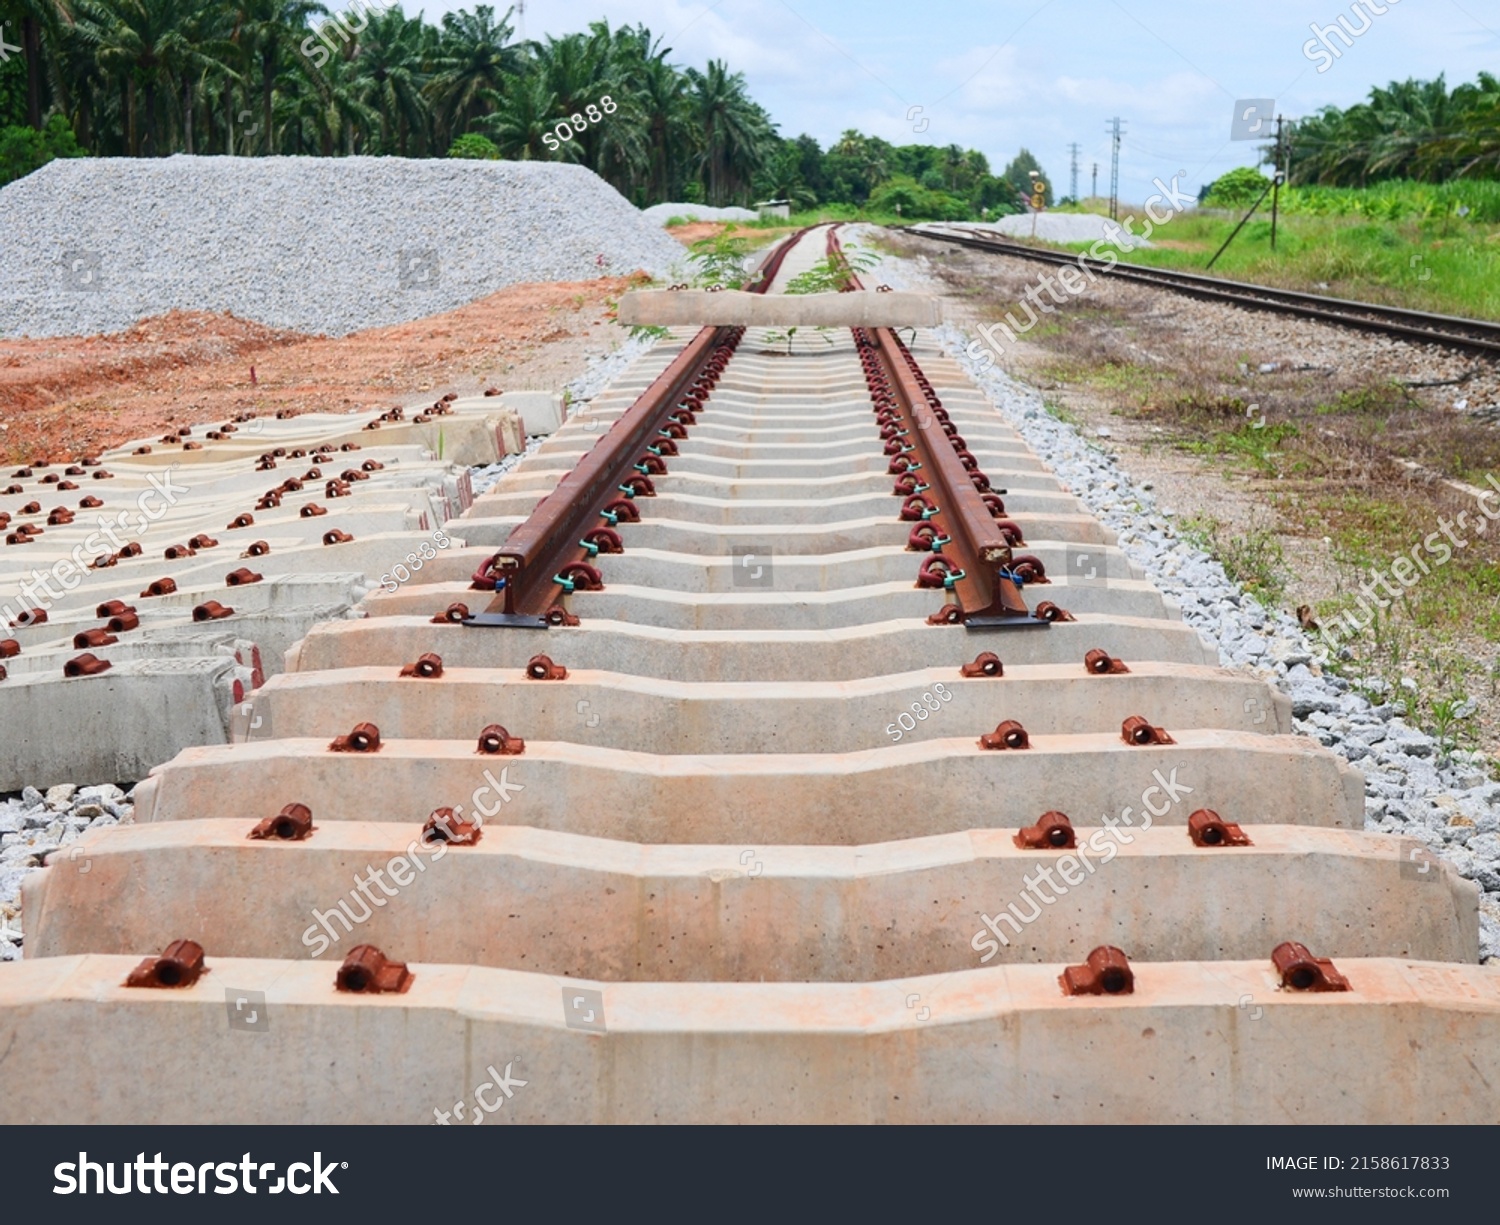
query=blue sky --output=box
[418,0,1500,204]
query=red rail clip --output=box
[980,720,1030,750]
[329,722,381,752]
[422,807,482,846]
[477,724,525,755]
[226,568,263,586]
[335,945,412,994]
[192,601,235,622]
[1015,810,1076,849]
[525,654,568,680]
[399,653,444,678]
[1085,649,1129,675]
[432,603,470,623]
[961,651,1003,678]
[1272,941,1351,992]
[125,939,207,988]
[249,803,315,841]
[1061,946,1134,996]
[1121,716,1174,746]
[1010,554,1049,583]
[64,653,111,677]
[1033,601,1075,622]
[73,628,118,649]
[1187,809,1251,847]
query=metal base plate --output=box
[462,613,551,629]
[964,616,1052,630]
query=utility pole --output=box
[1105,117,1125,221]
[1068,142,1080,203]
[1270,114,1285,251]
[1091,162,1098,200]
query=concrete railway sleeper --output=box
[1,223,1497,1125]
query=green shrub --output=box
[867,174,971,221]
[447,133,500,160]
[1204,166,1272,208]
[0,115,85,188]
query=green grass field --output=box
[1051,190,1500,321]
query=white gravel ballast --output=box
[929,322,1500,962]
[0,156,690,339]
[641,202,759,225]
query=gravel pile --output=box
[0,156,690,339]
[930,322,1500,962]
[642,202,759,225]
[0,783,131,960]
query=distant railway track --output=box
[906,224,1500,359]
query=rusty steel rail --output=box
[464,230,809,628]
[829,228,1043,631]
[907,224,1500,358]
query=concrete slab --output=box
[24,822,1474,970]
[131,730,1365,840]
[246,661,1291,753]
[286,613,1218,679]
[619,288,942,328]
[1,954,1495,1123]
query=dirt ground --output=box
[665,221,783,247]
[0,276,644,464]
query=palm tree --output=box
[4,0,72,127]
[75,0,216,155]
[233,0,325,155]
[686,58,771,205]
[480,67,555,160]
[346,5,428,154]
[632,44,686,202]
[425,3,518,146]
[302,41,375,153]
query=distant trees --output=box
[1284,73,1500,186]
[3,3,782,199]
[5,0,1025,218]
[999,148,1053,206]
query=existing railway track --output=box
[909,223,1500,358]
[2,223,1498,1124]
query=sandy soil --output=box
[665,222,783,248]
[0,276,644,463]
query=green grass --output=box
[1181,421,1301,476]
[1178,514,1289,606]
[1040,397,1079,426]
[1054,208,1500,321]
